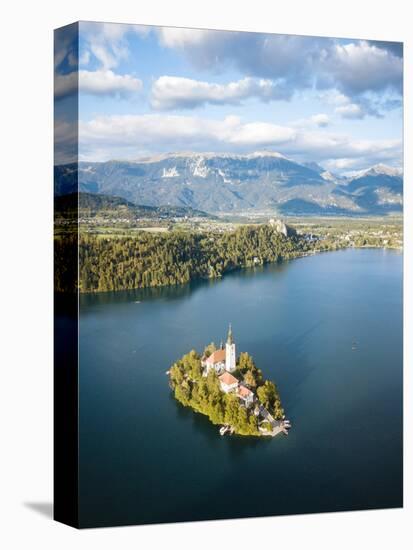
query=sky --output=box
[54,21,403,174]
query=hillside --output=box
[54,153,403,216]
[55,192,213,220]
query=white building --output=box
[201,324,237,375]
[202,348,226,375]
[218,371,239,393]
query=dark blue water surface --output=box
[78,248,403,527]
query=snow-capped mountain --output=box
[55,152,403,216]
[349,163,403,179]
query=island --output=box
[168,325,291,437]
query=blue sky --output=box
[55,22,403,174]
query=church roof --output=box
[219,372,238,386]
[205,349,226,364]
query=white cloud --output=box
[54,22,146,101]
[80,70,142,96]
[81,22,130,70]
[80,114,296,157]
[227,121,296,146]
[335,103,365,120]
[79,50,90,66]
[322,90,372,120]
[151,76,291,109]
[291,113,330,129]
[157,29,402,118]
[80,22,149,70]
[319,90,351,106]
[158,27,208,49]
[310,114,330,127]
[79,112,401,171]
[55,70,142,99]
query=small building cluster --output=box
[201,325,255,408]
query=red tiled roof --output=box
[205,349,226,364]
[237,385,253,398]
[218,372,238,386]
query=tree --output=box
[243,369,257,388]
[75,223,311,294]
[182,350,202,380]
[169,363,184,386]
[238,352,255,373]
[257,381,276,410]
[224,394,239,426]
[203,342,217,358]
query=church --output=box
[201,325,236,375]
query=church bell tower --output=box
[225,324,236,372]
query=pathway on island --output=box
[258,404,286,437]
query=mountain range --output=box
[54,152,403,216]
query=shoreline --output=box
[77,243,402,295]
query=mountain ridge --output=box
[54,152,403,216]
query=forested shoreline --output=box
[74,225,320,293]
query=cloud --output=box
[322,90,389,120]
[79,112,401,171]
[80,21,149,70]
[55,70,142,100]
[158,28,325,86]
[368,41,403,58]
[55,23,146,101]
[80,22,131,70]
[310,114,330,127]
[335,103,365,120]
[151,76,291,109]
[54,23,78,71]
[79,50,90,66]
[79,70,142,96]
[324,41,403,97]
[80,114,296,158]
[55,71,78,100]
[54,118,78,165]
[157,28,402,118]
[293,113,330,128]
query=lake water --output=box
[78,248,403,527]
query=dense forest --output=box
[74,224,318,293]
[55,192,212,221]
[169,347,284,436]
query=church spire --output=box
[225,323,236,372]
[227,323,233,345]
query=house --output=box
[236,384,255,408]
[218,371,239,393]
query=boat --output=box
[219,425,230,436]
[165,370,170,375]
